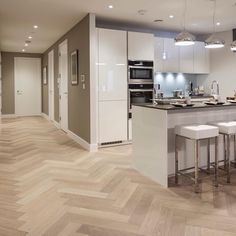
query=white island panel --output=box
[132,106,168,187]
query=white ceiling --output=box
[0,0,236,53]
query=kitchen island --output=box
[132,103,236,187]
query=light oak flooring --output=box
[1,117,236,236]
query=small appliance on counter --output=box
[172,89,183,98]
[153,84,163,99]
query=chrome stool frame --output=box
[175,135,219,193]
[217,133,236,183]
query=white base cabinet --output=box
[98,101,128,144]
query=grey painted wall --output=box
[1,52,42,114]
[42,14,93,143]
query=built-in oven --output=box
[128,83,153,118]
[128,60,154,84]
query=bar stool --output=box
[175,124,219,193]
[210,121,236,183]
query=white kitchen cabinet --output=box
[164,38,180,72]
[179,45,194,73]
[97,28,128,144]
[154,37,209,74]
[194,41,210,74]
[128,31,154,61]
[98,101,128,143]
[154,37,179,73]
[98,28,127,101]
[154,37,164,72]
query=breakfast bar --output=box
[132,103,236,187]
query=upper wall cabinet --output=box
[154,37,210,74]
[155,37,179,73]
[179,45,194,73]
[128,32,154,61]
[193,41,210,74]
[97,28,127,101]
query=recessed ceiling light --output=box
[216,22,220,26]
[28,36,32,39]
[154,19,163,23]
[169,15,174,19]
[33,25,38,29]
[108,5,113,9]
[25,43,28,47]
[22,49,25,52]
[138,9,147,15]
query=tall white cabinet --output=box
[97,28,128,144]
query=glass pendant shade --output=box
[205,36,225,49]
[175,31,195,46]
[204,0,225,49]
[231,40,236,51]
[174,0,195,46]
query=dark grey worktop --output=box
[133,103,236,111]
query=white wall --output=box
[197,30,236,99]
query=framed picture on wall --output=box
[71,50,78,85]
[43,66,47,85]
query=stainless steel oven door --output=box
[128,66,153,84]
[128,89,153,112]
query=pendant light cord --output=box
[183,0,187,31]
[212,0,216,35]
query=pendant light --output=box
[231,41,236,51]
[175,0,195,46]
[231,29,236,51]
[205,0,225,49]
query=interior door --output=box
[48,50,54,121]
[14,57,41,116]
[58,40,68,132]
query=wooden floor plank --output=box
[1,117,236,235]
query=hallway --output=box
[1,117,236,236]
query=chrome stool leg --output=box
[194,140,200,193]
[224,134,227,169]
[215,136,219,187]
[227,134,231,183]
[234,135,236,165]
[207,139,210,173]
[175,135,179,184]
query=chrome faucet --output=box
[211,80,219,95]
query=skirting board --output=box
[40,113,98,152]
[67,130,98,152]
[41,113,50,120]
[0,114,17,118]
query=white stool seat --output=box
[211,121,236,134]
[175,124,219,140]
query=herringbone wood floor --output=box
[1,117,236,236]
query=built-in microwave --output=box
[128,60,154,84]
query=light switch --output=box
[81,74,85,83]
[82,83,86,90]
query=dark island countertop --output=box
[133,102,236,111]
